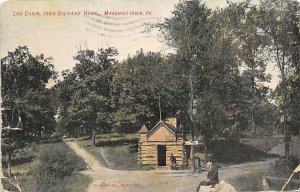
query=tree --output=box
[159,0,256,161]
[260,0,300,159]
[159,0,213,140]
[224,1,271,135]
[1,46,57,176]
[56,48,117,146]
[112,50,190,133]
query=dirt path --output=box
[268,136,300,159]
[66,141,206,192]
[65,141,276,192]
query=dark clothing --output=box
[195,164,219,192]
[193,157,201,173]
[170,155,177,170]
[170,155,176,164]
[207,164,219,183]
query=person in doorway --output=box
[195,160,219,192]
[183,151,189,169]
[170,153,177,170]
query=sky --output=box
[0,0,280,89]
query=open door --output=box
[157,145,166,166]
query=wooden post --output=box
[191,145,194,159]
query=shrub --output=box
[37,143,77,178]
[33,143,80,192]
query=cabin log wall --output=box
[139,120,193,168]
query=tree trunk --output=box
[250,68,256,136]
[38,129,42,139]
[251,110,256,135]
[210,117,216,157]
[283,114,290,161]
[285,142,289,160]
[92,128,96,147]
[204,144,208,163]
[0,109,4,191]
[236,121,240,142]
[7,154,12,177]
[189,72,195,141]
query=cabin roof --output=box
[138,125,149,134]
[163,122,178,133]
[146,120,181,136]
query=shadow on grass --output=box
[12,156,35,166]
[40,138,62,144]
[77,134,126,141]
[89,144,140,171]
[210,139,278,164]
[95,138,139,147]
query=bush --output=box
[33,143,82,192]
[37,143,77,178]
[35,175,65,192]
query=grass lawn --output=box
[12,171,90,192]
[193,137,280,166]
[240,136,283,152]
[76,133,140,170]
[77,134,281,170]
[3,141,91,192]
[76,133,139,147]
[64,173,91,192]
[226,169,267,191]
[97,144,139,170]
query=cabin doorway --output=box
[184,145,191,159]
[157,145,166,166]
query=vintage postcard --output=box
[1,0,300,191]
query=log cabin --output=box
[138,118,194,169]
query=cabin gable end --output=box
[147,123,176,142]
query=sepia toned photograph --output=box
[0,0,299,191]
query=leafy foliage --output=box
[157,0,299,160]
[112,50,190,132]
[55,48,117,145]
[259,0,300,158]
[1,46,57,175]
[3,0,299,172]
[32,142,87,192]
